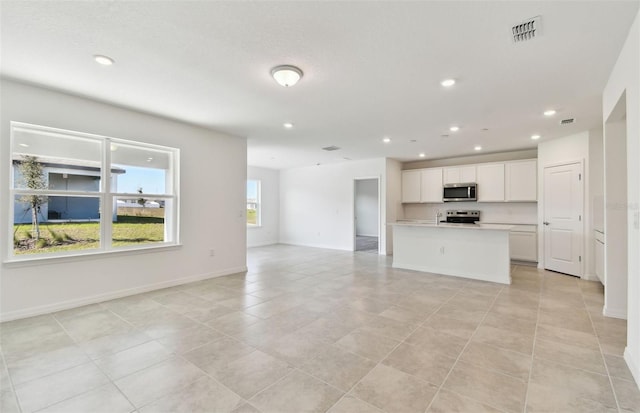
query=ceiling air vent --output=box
[322,145,340,151]
[512,16,542,43]
[560,118,575,125]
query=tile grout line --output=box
[520,266,544,413]
[422,281,508,413]
[581,282,623,412]
[324,277,484,413]
[42,312,140,413]
[0,343,23,413]
[314,285,455,411]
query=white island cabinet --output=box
[392,222,512,284]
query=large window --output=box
[246,179,260,227]
[9,122,179,260]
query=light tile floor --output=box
[1,244,638,413]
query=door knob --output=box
[543,221,550,226]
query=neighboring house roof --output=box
[12,157,126,174]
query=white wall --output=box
[355,179,379,237]
[279,158,386,252]
[0,79,247,321]
[604,119,628,320]
[603,8,640,386]
[537,131,591,278]
[385,159,403,255]
[247,166,279,247]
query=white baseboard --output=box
[0,265,248,322]
[581,271,599,282]
[624,347,640,390]
[603,305,627,319]
[247,240,278,248]
[279,241,351,252]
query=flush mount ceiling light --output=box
[543,109,556,116]
[94,54,114,66]
[441,78,456,87]
[271,65,303,87]
[531,134,541,140]
[450,126,460,132]
[283,122,294,129]
[18,143,29,147]
[474,145,482,151]
[383,137,391,143]
[419,153,426,157]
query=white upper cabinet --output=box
[401,170,421,203]
[505,159,537,201]
[444,165,476,184]
[476,163,505,202]
[420,168,443,203]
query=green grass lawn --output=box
[247,208,257,225]
[14,215,165,255]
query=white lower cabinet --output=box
[509,225,537,262]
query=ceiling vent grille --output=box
[322,145,340,151]
[560,118,575,125]
[512,16,542,43]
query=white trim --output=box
[603,305,628,319]
[624,347,640,390]
[0,265,248,322]
[279,241,351,252]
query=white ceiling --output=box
[1,1,638,169]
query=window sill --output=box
[246,225,262,229]
[2,243,183,268]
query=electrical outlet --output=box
[440,246,445,254]
[209,249,215,257]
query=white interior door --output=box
[543,162,584,276]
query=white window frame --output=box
[247,179,261,227]
[7,122,180,262]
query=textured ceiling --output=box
[1,1,638,169]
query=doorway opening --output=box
[354,178,380,254]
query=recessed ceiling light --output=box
[18,143,29,148]
[94,55,114,66]
[531,134,541,140]
[441,79,456,87]
[271,65,303,87]
[474,146,482,151]
[543,109,556,116]
[450,126,460,132]
[383,137,391,143]
[147,157,153,162]
[283,122,294,129]
[419,153,426,157]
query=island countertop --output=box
[392,221,511,284]
[391,221,513,231]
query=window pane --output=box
[247,180,260,226]
[111,143,171,195]
[113,198,166,247]
[12,127,101,190]
[13,195,100,255]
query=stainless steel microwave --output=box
[443,183,477,202]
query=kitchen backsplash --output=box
[403,202,538,225]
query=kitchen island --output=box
[392,221,513,284]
